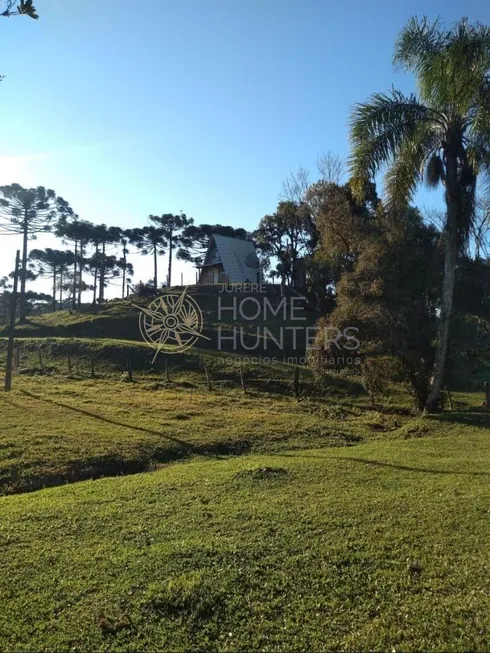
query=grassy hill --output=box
[0,285,320,358]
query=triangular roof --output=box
[202,234,260,283]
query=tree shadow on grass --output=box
[19,389,254,459]
[430,407,490,429]
[271,452,490,476]
[19,389,199,453]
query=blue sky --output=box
[1,0,489,295]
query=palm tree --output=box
[349,16,490,412]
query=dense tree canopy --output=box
[349,16,490,411]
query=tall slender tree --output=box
[131,226,166,293]
[119,229,133,298]
[55,211,88,309]
[28,248,74,312]
[75,221,94,306]
[0,184,71,321]
[149,213,193,287]
[349,16,490,411]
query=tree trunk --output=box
[92,246,98,305]
[425,155,459,413]
[98,240,106,303]
[52,269,57,313]
[122,247,126,299]
[5,250,20,392]
[19,216,29,323]
[78,242,84,307]
[168,233,173,288]
[72,239,78,309]
[153,248,158,293]
[59,269,63,310]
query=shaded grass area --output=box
[0,373,373,495]
[1,432,489,651]
[0,335,363,392]
[0,333,487,496]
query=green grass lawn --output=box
[0,370,400,495]
[1,328,489,651]
[1,428,489,651]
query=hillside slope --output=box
[1,286,320,358]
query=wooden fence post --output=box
[239,360,246,393]
[204,362,212,391]
[444,385,453,411]
[67,356,72,373]
[14,345,20,370]
[484,382,490,408]
[38,346,45,371]
[293,366,300,398]
[90,356,96,378]
[126,359,133,382]
[4,250,20,392]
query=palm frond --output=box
[467,139,490,197]
[349,91,441,200]
[404,18,490,111]
[393,16,445,73]
[468,79,490,141]
[384,124,441,208]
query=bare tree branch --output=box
[317,151,345,185]
[280,166,310,204]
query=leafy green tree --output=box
[473,197,490,259]
[0,184,71,321]
[349,16,490,411]
[311,207,441,410]
[453,256,490,319]
[306,181,379,287]
[254,213,290,287]
[255,202,310,288]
